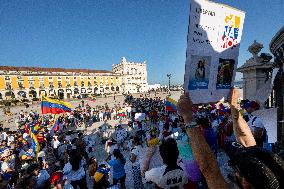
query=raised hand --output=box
[229,88,240,120]
[177,92,193,124]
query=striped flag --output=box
[41,96,72,114]
[165,97,177,112]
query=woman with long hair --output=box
[63,149,87,189]
[107,149,126,189]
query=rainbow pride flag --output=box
[166,97,177,112]
[41,96,72,114]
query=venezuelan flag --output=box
[30,122,40,134]
[53,115,60,132]
[166,97,177,112]
[41,96,72,114]
[31,132,40,155]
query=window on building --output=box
[5,83,11,89]
[18,82,24,89]
[49,82,54,88]
[81,81,84,87]
[29,81,34,88]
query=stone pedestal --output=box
[237,40,273,107]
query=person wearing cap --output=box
[245,100,266,147]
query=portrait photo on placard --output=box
[216,58,235,89]
[188,55,211,90]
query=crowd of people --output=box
[0,90,283,189]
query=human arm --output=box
[141,146,156,177]
[177,92,228,189]
[229,89,256,147]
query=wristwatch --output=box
[185,120,198,129]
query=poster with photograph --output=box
[188,55,211,90]
[184,0,245,104]
[216,58,235,89]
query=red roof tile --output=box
[0,66,112,74]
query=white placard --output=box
[184,0,245,104]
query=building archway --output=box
[105,87,110,93]
[49,89,55,97]
[111,86,115,91]
[18,91,27,98]
[5,91,15,99]
[94,87,98,94]
[116,86,120,91]
[0,93,2,99]
[58,89,64,99]
[29,90,37,98]
[87,88,93,94]
[74,88,79,95]
[39,90,47,97]
[66,89,72,98]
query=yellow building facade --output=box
[0,66,121,100]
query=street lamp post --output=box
[166,74,171,92]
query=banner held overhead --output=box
[184,0,245,104]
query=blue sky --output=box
[0,0,283,85]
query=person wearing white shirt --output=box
[52,136,60,149]
[245,100,266,147]
[129,137,143,189]
[145,138,188,189]
[7,135,14,146]
[0,132,7,142]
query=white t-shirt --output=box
[145,165,188,189]
[52,140,60,149]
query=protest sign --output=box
[184,0,245,104]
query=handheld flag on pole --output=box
[31,132,40,155]
[41,96,72,114]
[52,115,60,132]
[166,97,177,112]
